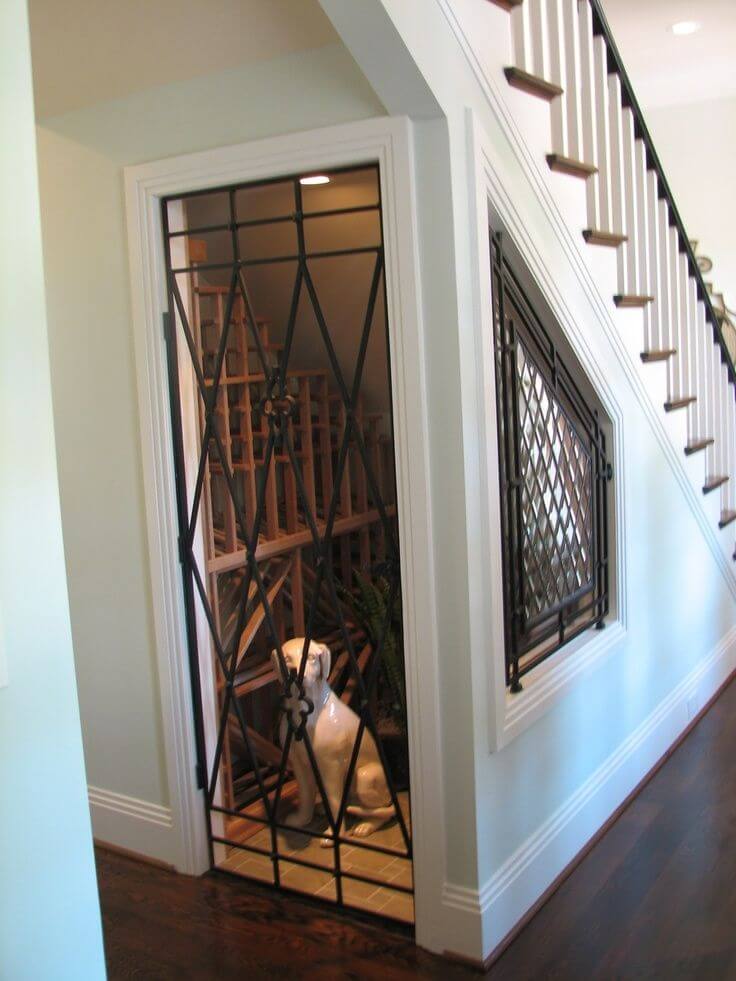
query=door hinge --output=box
[605,462,614,482]
[177,535,186,565]
[163,311,172,344]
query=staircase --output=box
[488,0,736,547]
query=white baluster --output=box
[679,256,696,441]
[732,395,736,518]
[646,171,663,354]
[578,0,599,225]
[694,293,709,443]
[634,142,650,293]
[706,335,720,481]
[721,373,731,514]
[726,386,736,515]
[666,227,682,403]
[547,0,568,156]
[530,0,550,81]
[657,200,673,396]
[561,0,584,163]
[714,347,726,482]
[607,74,627,246]
[718,362,731,514]
[592,35,612,233]
[511,1,534,73]
[618,108,639,300]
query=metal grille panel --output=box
[161,166,413,923]
[491,230,610,690]
[517,340,594,621]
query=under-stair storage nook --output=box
[162,165,414,923]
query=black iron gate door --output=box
[161,165,413,923]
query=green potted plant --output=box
[338,569,409,789]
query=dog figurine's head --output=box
[272,637,331,694]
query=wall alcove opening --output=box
[162,164,414,924]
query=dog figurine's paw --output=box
[350,821,379,838]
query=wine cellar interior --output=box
[165,165,413,923]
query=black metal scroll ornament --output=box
[279,668,314,741]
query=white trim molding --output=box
[442,622,736,961]
[88,787,175,866]
[123,116,446,952]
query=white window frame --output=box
[123,116,445,949]
[465,110,627,751]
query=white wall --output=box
[646,96,736,310]
[319,0,736,961]
[36,39,385,854]
[0,2,105,978]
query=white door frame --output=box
[124,115,445,947]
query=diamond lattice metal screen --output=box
[161,166,413,923]
[491,231,610,691]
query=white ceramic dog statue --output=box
[272,637,395,840]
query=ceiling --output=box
[601,0,736,109]
[29,0,735,120]
[29,0,338,120]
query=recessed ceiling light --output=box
[671,20,701,35]
[299,174,330,185]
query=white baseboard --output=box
[88,786,178,867]
[442,624,736,963]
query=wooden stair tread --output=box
[583,229,627,247]
[703,475,728,494]
[614,294,654,308]
[488,0,523,9]
[641,349,676,363]
[547,154,598,179]
[684,438,714,456]
[664,396,696,412]
[719,510,736,529]
[504,67,563,101]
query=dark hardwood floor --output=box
[96,848,467,980]
[98,678,736,980]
